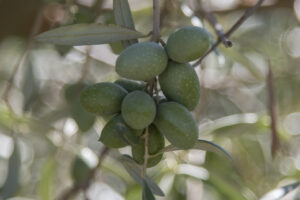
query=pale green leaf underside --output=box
[35,24,145,46]
[157,139,234,162]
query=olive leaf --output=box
[155,139,234,162]
[38,157,55,200]
[1,139,21,199]
[113,0,138,47]
[142,180,156,200]
[260,181,300,200]
[35,24,145,46]
[120,155,164,196]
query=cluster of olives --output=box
[80,26,210,167]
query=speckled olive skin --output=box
[80,82,127,115]
[166,26,210,63]
[99,115,142,148]
[116,42,168,81]
[132,125,165,168]
[121,91,156,129]
[114,78,146,92]
[154,102,198,149]
[159,62,200,111]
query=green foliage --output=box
[35,24,145,46]
[71,155,92,185]
[154,102,198,149]
[116,42,168,80]
[166,26,210,63]
[159,62,201,111]
[122,91,156,129]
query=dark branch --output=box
[57,147,109,200]
[151,0,160,42]
[195,8,232,47]
[267,64,280,157]
[193,0,265,67]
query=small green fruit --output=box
[166,26,210,63]
[99,115,142,148]
[154,102,198,149]
[159,62,200,111]
[80,82,127,115]
[114,79,146,92]
[71,156,92,185]
[122,91,156,129]
[132,125,165,168]
[116,42,168,81]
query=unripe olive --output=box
[154,102,198,149]
[121,91,156,130]
[80,82,127,115]
[71,156,92,185]
[116,42,168,81]
[114,78,146,92]
[99,115,142,148]
[159,62,200,111]
[166,26,210,63]
[132,125,165,168]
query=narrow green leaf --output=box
[142,181,156,200]
[157,139,234,162]
[1,139,21,199]
[120,155,164,196]
[22,59,39,111]
[38,157,55,200]
[36,24,145,46]
[260,181,300,200]
[113,0,138,47]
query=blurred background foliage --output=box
[0,0,300,199]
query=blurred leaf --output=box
[71,155,93,185]
[38,157,55,200]
[158,139,234,162]
[113,0,138,47]
[200,113,261,135]
[22,59,39,112]
[36,24,145,46]
[142,181,156,200]
[260,181,300,200]
[1,139,21,199]
[120,155,164,196]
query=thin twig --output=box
[57,147,110,200]
[142,127,149,180]
[195,8,232,47]
[79,47,92,82]
[151,0,160,42]
[266,64,280,157]
[159,0,170,29]
[193,0,265,67]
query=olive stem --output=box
[151,0,160,42]
[141,127,149,180]
[192,0,265,67]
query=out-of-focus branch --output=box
[193,0,265,67]
[195,4,232,47]
[266,64,280,157]
[57,147,109,200]
[151,0,160,42]
[159,0,170,29]
[1,8,44,110]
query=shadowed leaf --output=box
[36,24,145,46]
